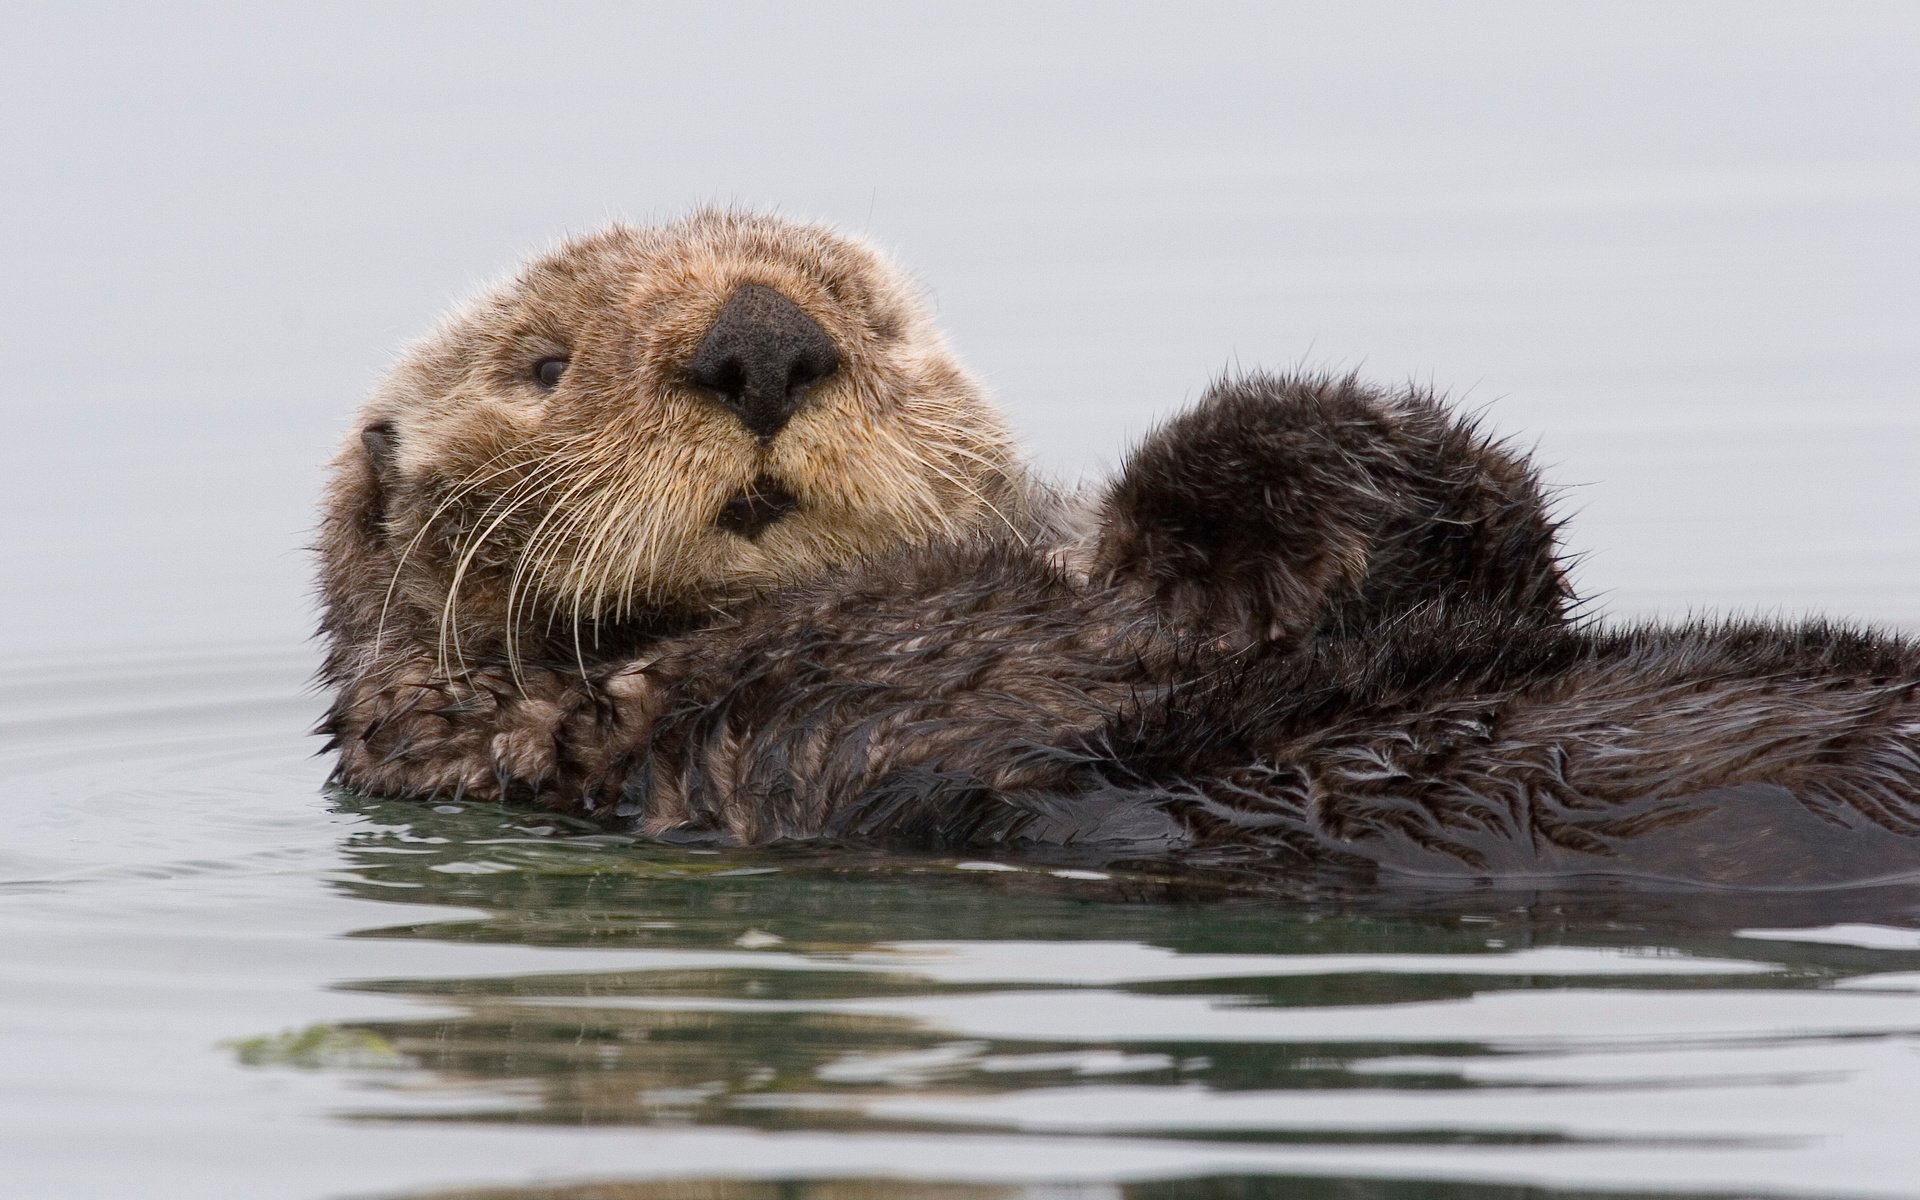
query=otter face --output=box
[333,210,1027,671]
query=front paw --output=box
[324,662,574,806]
[532,659,664,816]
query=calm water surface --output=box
[5,5,1919,1197]
[10,648,1920,1198]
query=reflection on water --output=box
[6,647,1920,1196]
[210,788,1920,1196]
[400,1178,1763,1200]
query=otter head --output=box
[319,210,1029,677]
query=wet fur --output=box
[318,225,1920,888]
[613,547,1920,889]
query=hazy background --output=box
[5,9,1920,1198]
[5,1,1917,658]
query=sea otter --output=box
[318,213,1920,888]
[318,211,1057,802]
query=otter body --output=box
[319,215,1920,889]
[631,560,1920,889]
[504,442,1920,890]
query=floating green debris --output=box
[224,1024,405,1070]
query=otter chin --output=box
[716,476,801,540]
[317,209,1044,687]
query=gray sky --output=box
[5,1,1917,655]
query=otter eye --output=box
[532,357,569,389]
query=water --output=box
[5,4,1920,1197]
[13,658,1920,1198]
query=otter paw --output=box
[1093,371,1572,643]
[1093,374,1392,643]
[326,661,585,807]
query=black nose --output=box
[687,284,840,441]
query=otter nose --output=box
[687,284,840,441]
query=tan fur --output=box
[318,211,1041,805]
[320,211,1032,674]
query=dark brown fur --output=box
[1093,373,1572,644]
[323,365,1578,837]
[318,232,1920,887]
[601,545,1920,889]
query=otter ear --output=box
[357,420,400,531]
[361,420,397,472]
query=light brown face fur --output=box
[319,210,1031,679]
